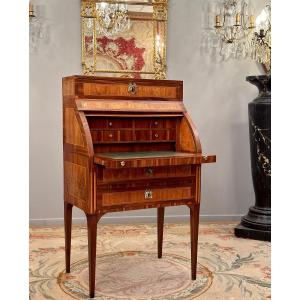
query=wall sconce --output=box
[251,5,271,73]
[29,2,48,53]
[29,3,35,19]
[212,0,256,60]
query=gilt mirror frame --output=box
[81,0,168,79]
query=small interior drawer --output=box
[134,118,177,129]
[119,130,134,142]
[135,130,151,141]
[151,119,165,128]
[103,130,118,142]
[135,119,151,129]
[88,117,133,129]
[88,118,107,129]
[107,118,133,129]
[151,118,177,129]
[152,130,168,141]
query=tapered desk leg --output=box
[157,207,165,259]
[86,214,98,298]
[190,204,200,280]
[64,202,73,273]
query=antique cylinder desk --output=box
[63,75,216,298]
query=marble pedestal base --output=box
[235,206,271,241]
[235,224,270,241]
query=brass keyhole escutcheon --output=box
[145,168,153,176]
[128,82,137,95]
[144,189,153,199]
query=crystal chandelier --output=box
[93,2,130,36]
[213,0,255,60]
[251,5,271,69]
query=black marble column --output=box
[235,75,271,242]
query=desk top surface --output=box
[95,151,199,160]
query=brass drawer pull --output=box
[108,121,113,127]
[154,121,158,126]
[154,133,159,138]
[144,189,153,199]
[108,133,113,138]
[120,161,126,167]
[128,82,137,95]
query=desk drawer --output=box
[80,81,182,100]
[101,165,192,182]
[101,186,192,206]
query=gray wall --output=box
[30,0,266,225]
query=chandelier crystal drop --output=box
[86,2,130,37]
[30,17,41,53]
[250,5,271,66]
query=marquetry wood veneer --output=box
[63,75,216,298]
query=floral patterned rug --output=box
[29,223,271,299]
